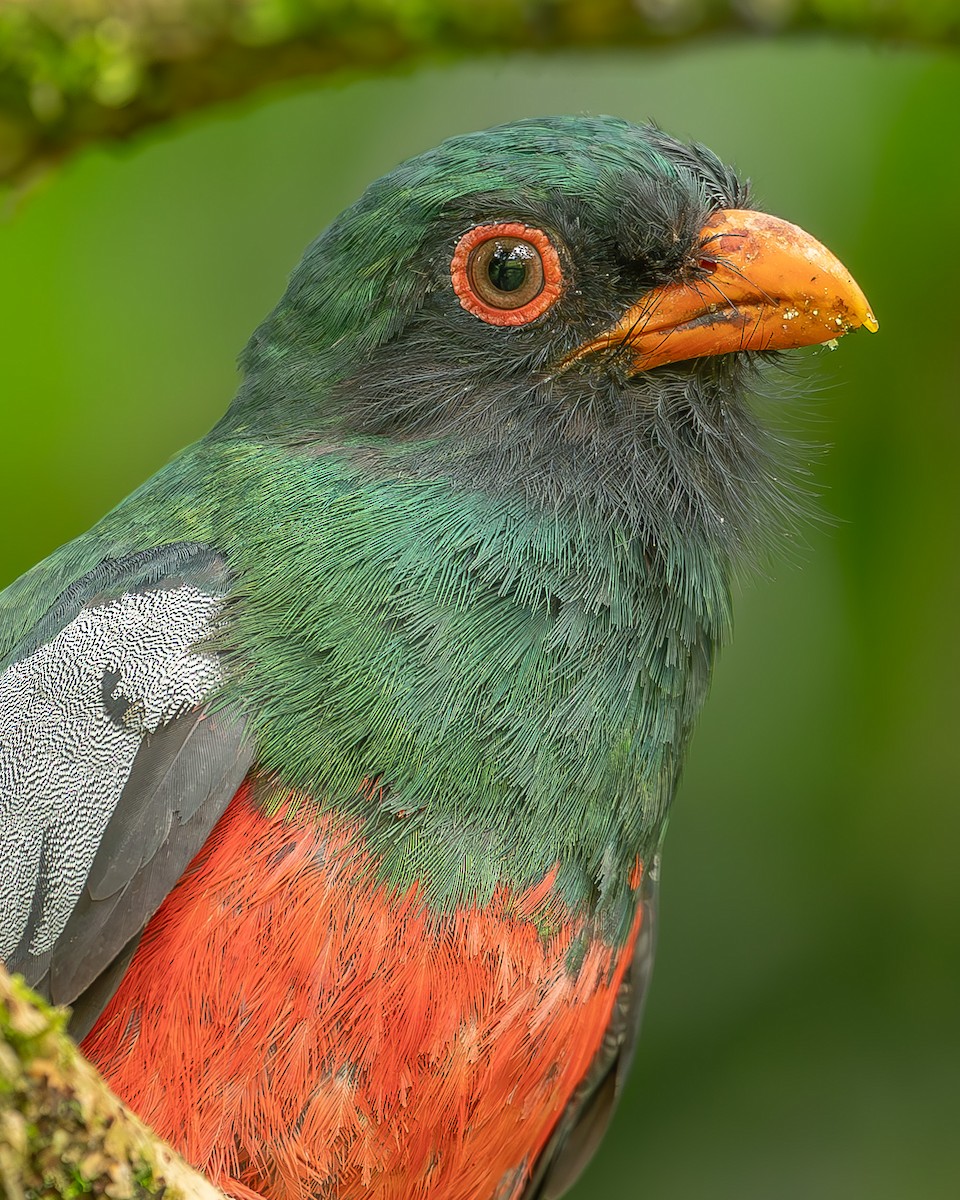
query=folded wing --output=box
[0,542,255,1035]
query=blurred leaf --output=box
[1,0,959,185]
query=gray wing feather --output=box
[0,544,255,1035]
[64,937,143,1041]
[86,705,247,901]
[48,706,253,1010]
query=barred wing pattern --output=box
[0,543,254,1035]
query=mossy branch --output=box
[0,0,958,187]
[0,962,227,1200]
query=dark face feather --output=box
[227,118,784,565]
[237,118,749,413]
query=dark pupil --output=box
[487,244,529,292]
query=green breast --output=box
[207,436,726,930]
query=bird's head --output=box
[231,116,875,562]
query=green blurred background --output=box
[1,37,958,1200]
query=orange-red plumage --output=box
[83,782,642,1200]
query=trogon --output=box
[0,117,876,1200]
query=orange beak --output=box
[566,208,878,373]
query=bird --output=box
[0,116,876,1200]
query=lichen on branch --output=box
[0,0,957,187]
[0,963,226,1200]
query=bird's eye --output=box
[451,223,563,326]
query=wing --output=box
[0,542,255,1036]
[517,858,660,1200]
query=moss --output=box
[0,966,218,1200]
[0,0,955,187]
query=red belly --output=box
[82,783,641,1200]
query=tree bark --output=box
[0,962,227,1200]
[0,0,956,187]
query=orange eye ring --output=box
[451,223,563,326]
